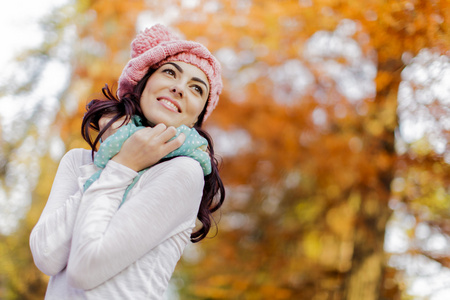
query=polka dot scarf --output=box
[83,115,211,205]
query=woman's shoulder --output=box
[146,156,204,180]
[61,148,93,167]
[135,156,205,200]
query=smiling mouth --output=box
[158,98,181,113]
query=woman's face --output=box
[140,61,210,128]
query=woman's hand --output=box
[111,124,185,172]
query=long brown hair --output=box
[81,68,225,242]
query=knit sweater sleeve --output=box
[66,156,204,290]
[29,149,92,276]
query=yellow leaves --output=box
[259,285,293,299]
[396,157,450,228]
[89,60,108,78]
[0,205,50,299]
[303,231,323,260]
[190,274,292,299]
[302,230,354,272]
[429,187,450,211]
[326,184,341,198]
[410,137,435,156]
[412,189,448,221]
[326,202,355,238]
[191,274,235,298]
[34,155,58,201]
[295,199,323,225]
[75,0,92,13]
[405,164,450,216]
[191,285,231,299]
[364,106,397,137]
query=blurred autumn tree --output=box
[0,0,449,299]
[0,1,146,298]
[0,4,75,298]
[162,1,450,299]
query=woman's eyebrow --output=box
[166,62,183,73]
[192,77,209,92]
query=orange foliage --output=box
[50,0,450,299]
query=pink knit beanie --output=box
[117,24,223,122]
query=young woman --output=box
[30,24,225,299]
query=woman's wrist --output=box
[111,153,143,172]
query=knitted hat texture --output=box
[117,24,223,121]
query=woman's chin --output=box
[145,116,180,128]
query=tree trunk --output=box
[345,56,402,299]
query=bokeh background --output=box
[0,0,449,299]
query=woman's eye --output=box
[192,85,203,95]
[163,69,176,77]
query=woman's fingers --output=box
[111,123,185,172]
[164,132,185,153]
[139,124,181,146]
[149,124,185,154]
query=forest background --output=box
[0,0,449,299]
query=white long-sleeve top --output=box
[30,148,204,299]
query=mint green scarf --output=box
[83,116,211,205]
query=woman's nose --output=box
[170,85,184,98]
